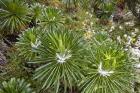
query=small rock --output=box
[0,40,8,53]
[0,51,7,65]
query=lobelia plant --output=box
[0,0,31,35]
[90,0,116,19]
[40,7,64,31]
[80,32,133,93]
[16,28,42,61]
[30,3,45,26]
[0,78,35,93]
[30,29,84,92]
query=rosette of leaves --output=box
[32,29,84,92]
[40,7,64,31]
[16,28,42,60]
[30,3,45,26]
[0,0,31,35]
[0,78,35,93]
[91,0,116,19]
[80,32,133,93]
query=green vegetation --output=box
[0,0,140,93]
